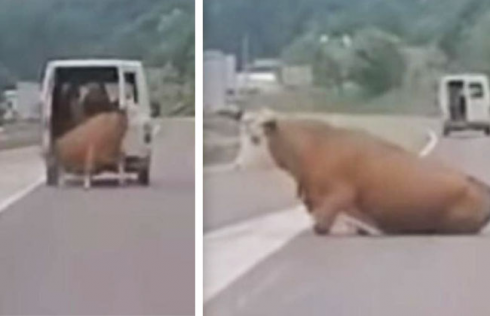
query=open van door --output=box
[440,74,490,136]
[466,80,489,122]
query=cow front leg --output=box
[311,189,355,235]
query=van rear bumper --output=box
[92,155,149,173]
[44,154,149,175]
[444,120,490,130]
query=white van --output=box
[40,59,154,186]
[438,74,490,136]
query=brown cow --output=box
[55,109,128,189]
[246,109,490,235]
[82,82,118,118]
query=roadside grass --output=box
[294,113,437,153]
[239,86,440,117]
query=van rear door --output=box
[466,79,489,122]
[121,70,147,157]
[41,65,55,158]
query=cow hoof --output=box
[313,224,329,235]
[83,179,91,190]
[357,228,370,236]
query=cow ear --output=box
[263,119,277,133]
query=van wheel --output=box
[46,164,58,186]
[443,126,451,137]
[46,152,59,186]
[138,167,150,186]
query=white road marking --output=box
[420,129,439,157]
[0,146,44,215]
[204,126,440,302]
[0,175,44,215]
[204,205,311,301]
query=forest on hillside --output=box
[0,0,194,114]
[205,0,490,98]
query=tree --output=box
[281,33,322,65]
[0,0,194,82]
[350,28,406,96]
[457,11,490,74]
[0,64,16,90]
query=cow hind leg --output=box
[438,194,489,234]
[118,153,126,186]
[83,145,95,190]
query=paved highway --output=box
[204,168,296,232]
[205,130,490,316]
[0,119,194,315]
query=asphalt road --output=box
[205,131,490,316]
[204,168,296,232]
[0,121,41,150]
[0,119,194,315]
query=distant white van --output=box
[438,74,490,136]
[40,59,154,186]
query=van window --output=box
[53,67,119,103]
[124,72,139,103]
[469,82,484,99]
[51,66,120,139]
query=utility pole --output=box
[242,34,249,92]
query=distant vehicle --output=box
[438,74,490,136]
[2,90,18,122]
[40,59,154,186]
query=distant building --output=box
[225,55,237,96]
[237,58,282,93]
[249,59,282,73]
[2,82,41,121]
[204,50,236,112]
[280,65,313,88]
[16,82,41,120]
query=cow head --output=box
[241,108,277,146]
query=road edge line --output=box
[203,163,236,174]
[419,129,438,157]
[0,175,44,215]
[204,205,310,303]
